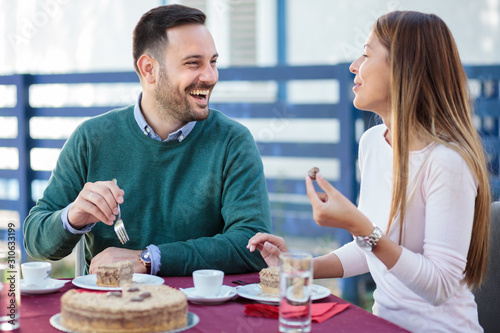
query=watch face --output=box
[356,237,373,251]
[140,250,151,263]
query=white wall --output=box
[0,0,498,75]
[287,0,500,65]
[0,0,161,74]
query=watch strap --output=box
[355,224,383,251]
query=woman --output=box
[248,11,490,332]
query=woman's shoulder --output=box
[423,143,472,178]
[359,124,387,145]
[428,143,464,164]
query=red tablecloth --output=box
[19,273,409,332]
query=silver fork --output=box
[112,179,129,245]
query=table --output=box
[19,272,409,332]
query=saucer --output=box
[180,285,237,304]
[20,278,70,295]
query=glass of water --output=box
[279,251,313,332]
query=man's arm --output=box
[23,125,89,260]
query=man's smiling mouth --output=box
[189,89,209,101]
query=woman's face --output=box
[349,31,391,118]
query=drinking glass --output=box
[279,251,313,333]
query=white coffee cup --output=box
[192,269,224,297]
[21,261,52,287]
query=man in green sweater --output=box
[23,4,271,276]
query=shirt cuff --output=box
[147,244,161,276]
[61,203,95,234]
[333,240,369,278]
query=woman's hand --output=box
[247,233,289,267]
[306,172,373,236]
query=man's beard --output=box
[154,66,212,124]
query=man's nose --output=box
[199,64,218,84]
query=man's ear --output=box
[137,54,157,84]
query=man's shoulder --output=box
[209,109,241,125]
[78,105,133,131]
[207,109,251,134]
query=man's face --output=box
[154,23,219,123]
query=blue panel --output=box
[211,103,339,119]
[0,200,18,211]
[464,65,500,78]
[475,99,500,117]
[0,108,16,117]
[31,139,67,149]
[257,142,338,158]
[0,170,18,178]
[31,72,139,84]
[33,106,120,118]
[0,138,16,148]
[266,179,349,197]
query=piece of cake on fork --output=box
[96,261,134,287]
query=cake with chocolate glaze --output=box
[96,261,134,287]
[60,284,188,333]
[259,266,280,295]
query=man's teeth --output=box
[190,90,209,95]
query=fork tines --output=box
[112,179,129,244]
[115,221,129,244]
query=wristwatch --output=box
[139,249,152,274]
[355,224,383,251]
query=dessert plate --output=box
[50,311,199,333]
[236,283,331,305]
[72,273,164,291]
[20,278,70,295]
[180,285,237,304]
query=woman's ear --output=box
[137,54,157,85]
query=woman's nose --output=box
[349,56,362,74]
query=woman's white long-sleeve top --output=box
[333,124,482,332]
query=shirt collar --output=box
[133,93,196,142]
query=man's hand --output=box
[68,180,124,229]
[89,247,146,274]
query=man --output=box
[23,4,271,276]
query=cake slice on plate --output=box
[96,261,134,287]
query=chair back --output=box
[474,201,500,332]
[74,238,85,277]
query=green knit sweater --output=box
[23,105,271,275]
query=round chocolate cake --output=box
[60,284,187,333]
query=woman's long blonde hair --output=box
[374,11,491,288]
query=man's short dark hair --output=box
[132,4,206,75]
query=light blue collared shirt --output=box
[61,93,197,275]
[133,93,196,142]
